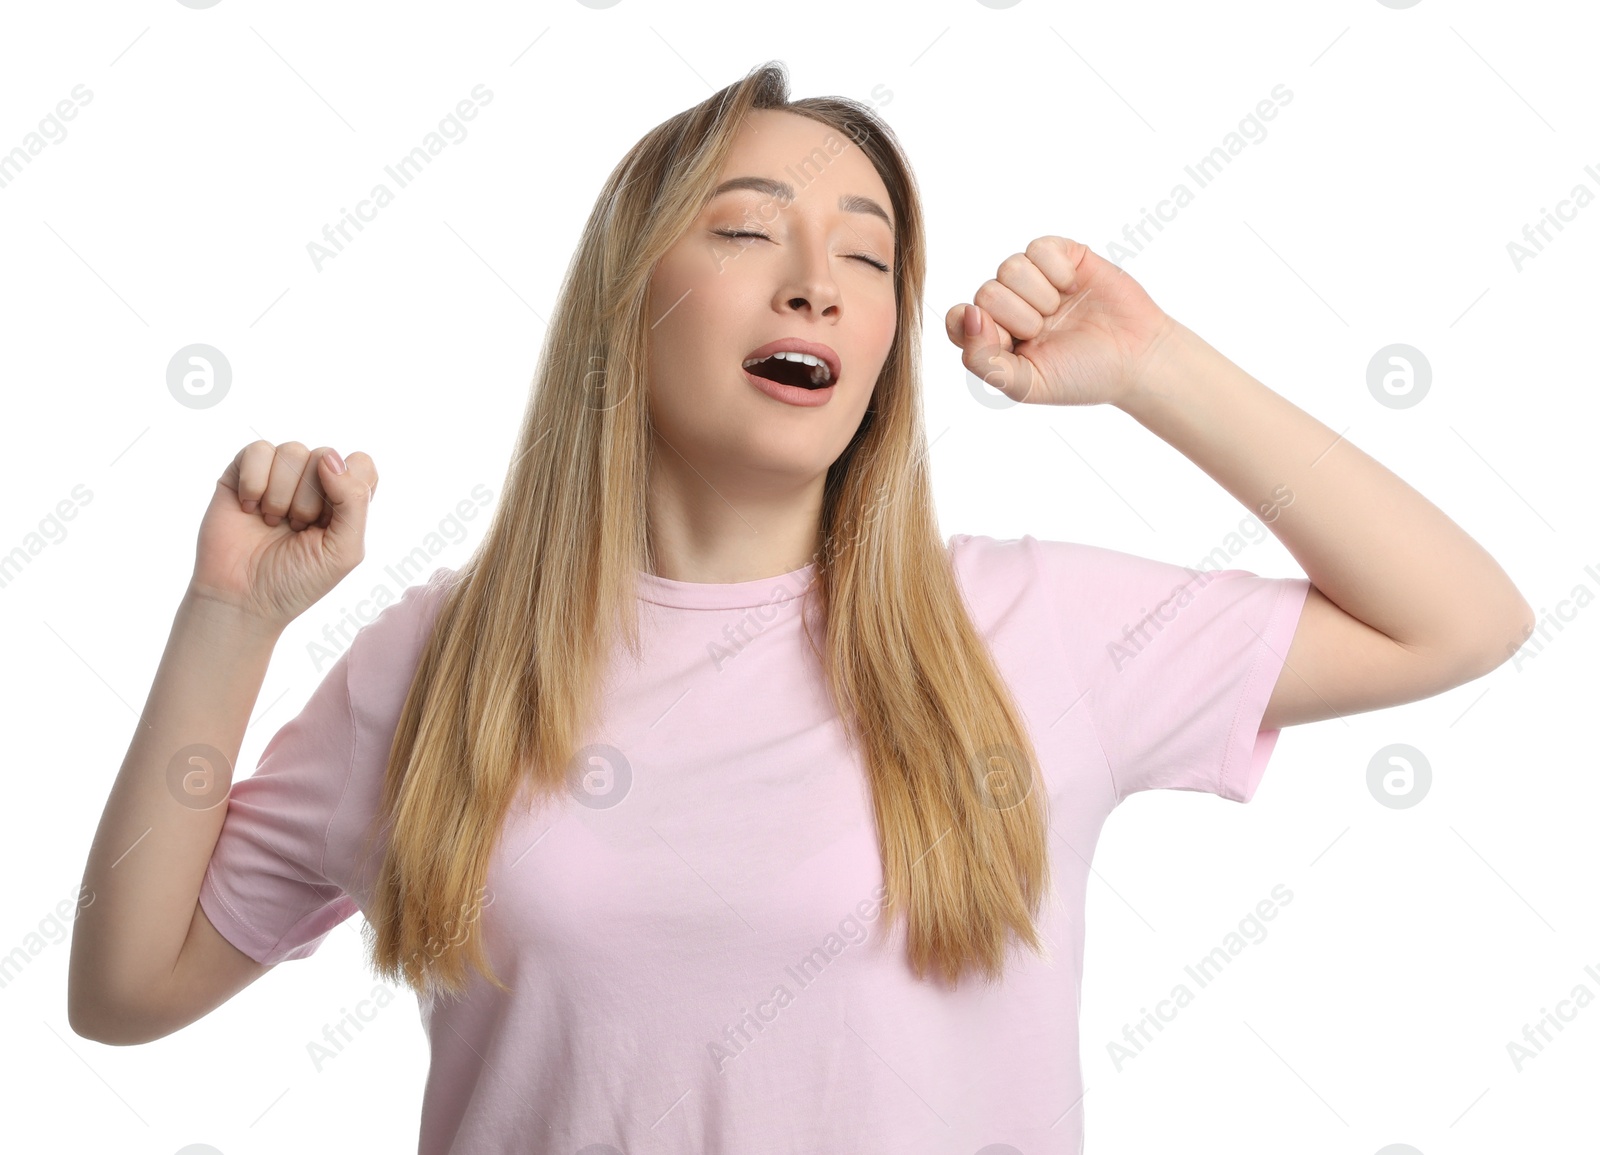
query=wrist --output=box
[179,587,287,645]
[1115,314,1200,420]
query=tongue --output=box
[749,356,817,389]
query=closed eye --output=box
[712,229,891,273]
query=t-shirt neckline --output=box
[636,562,817,609]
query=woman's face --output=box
[644,109,899,497]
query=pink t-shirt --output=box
[199,533,1311,1154]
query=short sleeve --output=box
[198,643,362,965]
[198,569,454,965]
[1025,535,1311,805]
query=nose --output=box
[773,237,841,318]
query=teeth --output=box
[743,349,834,386]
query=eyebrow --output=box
[710,176,895,237]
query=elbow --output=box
[66,997,120,1047]
[65,968,107,1043]
[1408,597,1536,684]
[67,988,157,1048]
[1465,596,1538,678]
[66,998,112,1046]
[68,1013,156,1048]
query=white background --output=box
[2,1,1595,1152]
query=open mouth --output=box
[742,351,835,390]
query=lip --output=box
[743,367,835,407]
[741,338,842,388]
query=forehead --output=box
[716,110,891,210]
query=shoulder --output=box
[944,532,1083,637]
[947,532,1139,597]
[343,566,460,724]
[946,532,1276,653]
[950,531,1262,600]
[348,566,458,658]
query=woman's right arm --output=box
[66,592,284,1045]
[67,439,377,1045]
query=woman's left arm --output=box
[948,236,1536,731]
[1117,318,1534,730]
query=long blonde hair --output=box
[359,60,1051,997]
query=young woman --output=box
[69,61,1533,1154]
